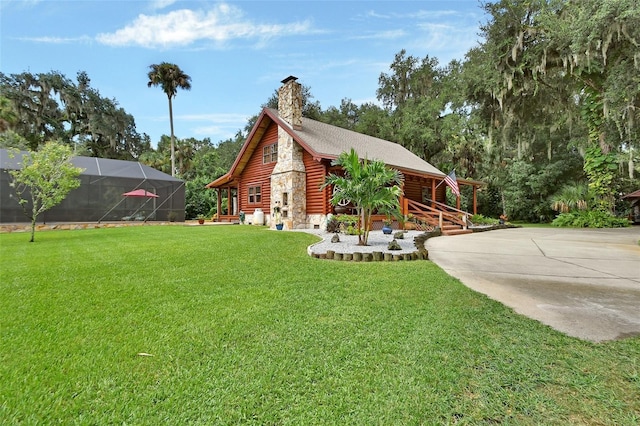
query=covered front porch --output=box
[207,174,240,222]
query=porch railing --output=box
[215,214,239,223]
[403,198,472,228]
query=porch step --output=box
[442,227,473,236]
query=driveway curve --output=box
[426,227,640,342]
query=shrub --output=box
[470,214,499,225]
[552,210,630,228]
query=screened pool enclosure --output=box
[0,149,185,223]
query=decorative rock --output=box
[343,253,353,261]
[331,233,340,243]
[394,231,405,239]
[326,250,335,260]
[353,252,362,262]
[363,253,372,262]
[372,251,383,261]
[334,253,343,261]
[384,253,393,261]
[387,239,402,250]
[393,254,403,261]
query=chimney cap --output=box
[281,75,298,84]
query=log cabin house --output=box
[206,76,482,235]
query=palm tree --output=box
[147,63,192,177]
[322,148,403,246]
[550,183,589,213]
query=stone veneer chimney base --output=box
[271,170,306,229]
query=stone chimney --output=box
[271,76,306,229]
[278,75,302,130]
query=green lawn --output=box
[1,225,639,424]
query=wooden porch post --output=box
[216,188,221,221]
[456,195,461,210]
[431,178,436,207]
[473,185,478,215]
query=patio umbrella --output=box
[122,189,159,221]
[122,189,159,198]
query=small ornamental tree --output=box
[322,148,403,246]
[9,141,83,242]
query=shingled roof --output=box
[264,108,445,177]
[207,107,448,189]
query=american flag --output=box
[444,169,460,197]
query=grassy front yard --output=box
[1,225,638,424]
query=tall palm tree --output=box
[322,148,403,246]
[147,63,192,176]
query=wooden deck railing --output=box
[215,214,239,222]
[404,199,472,229]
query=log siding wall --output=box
[237,122,278,214]
[303,151,327,215]
[403,175,446,204]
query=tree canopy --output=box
[0,71,149,159]
[8,141,83,241]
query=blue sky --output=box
[1,0,487,146]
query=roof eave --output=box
[263,108,323,160]
[206,173,233,188]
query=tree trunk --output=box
[30,216,36,243]
[168,96,175,177]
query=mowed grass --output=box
[1,226,639,425]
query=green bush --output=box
[552,210,630,228]
[470,214,499,225]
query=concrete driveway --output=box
[426,227,640,342]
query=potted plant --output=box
[273,202,283,230]
[197,214,205,225]
[382,217,393,234]
[379,205,399,234]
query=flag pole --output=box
[435,168,455,190]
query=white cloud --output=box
[351,29,406,40]
[17,35,93,44]
[96,3,315,49]
[413,22,482,63]
[361,9,459,20]
[149,0,177,10]
[0,0,41,10]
